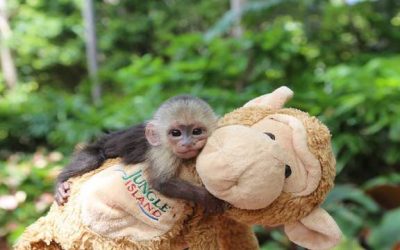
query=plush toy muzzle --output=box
[197,124,288,210]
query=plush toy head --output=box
[196,87,341,250]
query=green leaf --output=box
[361,116,389,135]
[328,205,364,236]
[324,185,379,213]
[389,119,400,142]
[364,173,400,189]
[332,236,363,250]
[368,208,400,249]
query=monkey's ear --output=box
[145,122,161,146]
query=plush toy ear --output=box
[284,208,342,250]
[145,122,161,146]
[243,86,294,109]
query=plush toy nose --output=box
[196,125,287,210]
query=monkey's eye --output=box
[285,165,292,178]
[192,128,203,135]
[170,129,182,137]
[264,132,275,140]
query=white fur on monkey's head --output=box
[150,95,218,142]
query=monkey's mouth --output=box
[177,149,198,154]
[176,149,199,159]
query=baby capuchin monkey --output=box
[55,95,226,214]
[144,95,225,214]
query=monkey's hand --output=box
[54,181,71,206]
[150,177,229,215]
[201,190,228,216]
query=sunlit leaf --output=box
[332,235,363,250]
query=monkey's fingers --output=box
[202,207,212,217]
[58,186,70,198]
[56,186,71,206]
[214,204,226,214]
[55,193,65,206]
[62,181,71,191]
[212,199,228,214]
[203,203,222,216]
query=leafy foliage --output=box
[1,0,400,248]
[0,150,64,245]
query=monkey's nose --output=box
[181,141,194,147]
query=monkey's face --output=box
[167,123,208,159]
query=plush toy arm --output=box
[243,86,294,109]
[185,216,258,250]
[284,208,342,250]
[184,216,220,250]
[216,217,259,250]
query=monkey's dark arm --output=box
[56,136,109,184]
[56,123,148,184]
[104,123,149,165]
[54,135,110,205]
[151,177,226,214]
[55,123,149,206]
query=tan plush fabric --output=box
[244,86,294,109]
[15,158,255,250]
[254,114,322,196]
[15,159,191,250]
[284,208,342,250]
[197,125,286,210]
[79,163,189,241]
[214,107,336,225]
[200,105,341,249]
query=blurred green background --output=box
[1,0,400,249]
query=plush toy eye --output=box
[285,165,292,178]
[264,132,275,140]
[170,129,182,137]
